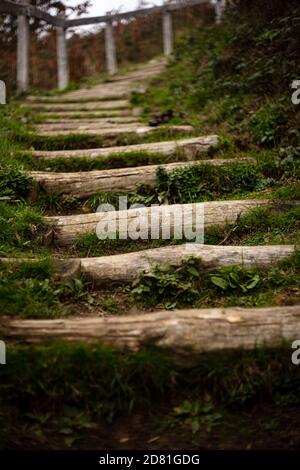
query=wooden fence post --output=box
[17,0,29,94]
[214,0,226,24]
[56,13,69,90]
[163,10,173,56]
[105,17,118,75]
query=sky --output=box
[66,0,163,18]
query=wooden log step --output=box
[35,124,194,137]
[42,117,140,125]
[3,306,300,356]
[26,94,128,103]
[1,245,294,284]
[69,244,296,285]
[24,99,130,111]
[32,136,219,160]
[40,110,133,117]
[30,158,255,198]
[36,121,142,132]
[48,199,272,246]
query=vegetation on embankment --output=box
[1,343,300,449]
[134,0,300,154]
[1,0,300,450]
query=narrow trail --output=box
[4,57,299,356]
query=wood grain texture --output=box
[3,306,300,356]
[35,125,194,137]
[48,199,271,246]
[30,158,255,197]
[32,136,219,160]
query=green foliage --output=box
[132,257,201,309]
[1,344,300,447]
[248,102,286,147]
[0,166,32,200]
[0,203,46,255]
[155,162,261,204]
[131,252,300,310]
[137,1,300,148]
[210,266,260,293]
[172,398,222,434]
[0,260,90,318]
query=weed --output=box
[172,398,222,434]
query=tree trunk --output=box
[30,158,255,198]
[48,243,295,284]
[25,99,129,111]
[32,135,219,160]
[3,306,300,358]
[35,125,194,137]
[49,199,271,246]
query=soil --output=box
[4,403,300,450]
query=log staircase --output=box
[3,58,300,358]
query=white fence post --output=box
[17,0,30,94]
[56,13,69,90]
[214,0,226,24]
[163,10,173,56]
[105,17,118,75]
[0,341,6,365]
[0,81,6,105]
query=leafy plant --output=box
[131,257,201,308]
[0,165,32,200]
[172,398,222,434]
[248,102,286,147]
[210,265,260,293]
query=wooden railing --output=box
[0,0,226,93]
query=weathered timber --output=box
[1,245,295,284]
[35,124,194,137]
[25,100,129,111]
[0,0,65,27]
[17,0,30,94]
[39,110,133,118]
[36,121,142,132]
[32,136,219,160]
[56,14,69,90]
[105,18,118,75]
[3,306,300,356]
[75,244,296,285]
[48,199,272,246]
[29,158,255,198]
[65,0,208,28]
[25,60,166,102]
[38,118,139,125]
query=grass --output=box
[26,149,198,172]
[131,251,300,310]
[0,259,94,319]
[0,343,300,448]
[15,127,197,151]
[205,205,300,246]
[57,204,299,258]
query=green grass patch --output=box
[205,205,300,246]
[0,259,91,319]
[131,252,300,309]
[0,343,299,449]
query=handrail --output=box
[0,0,209,28]
[0,0,65,27]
